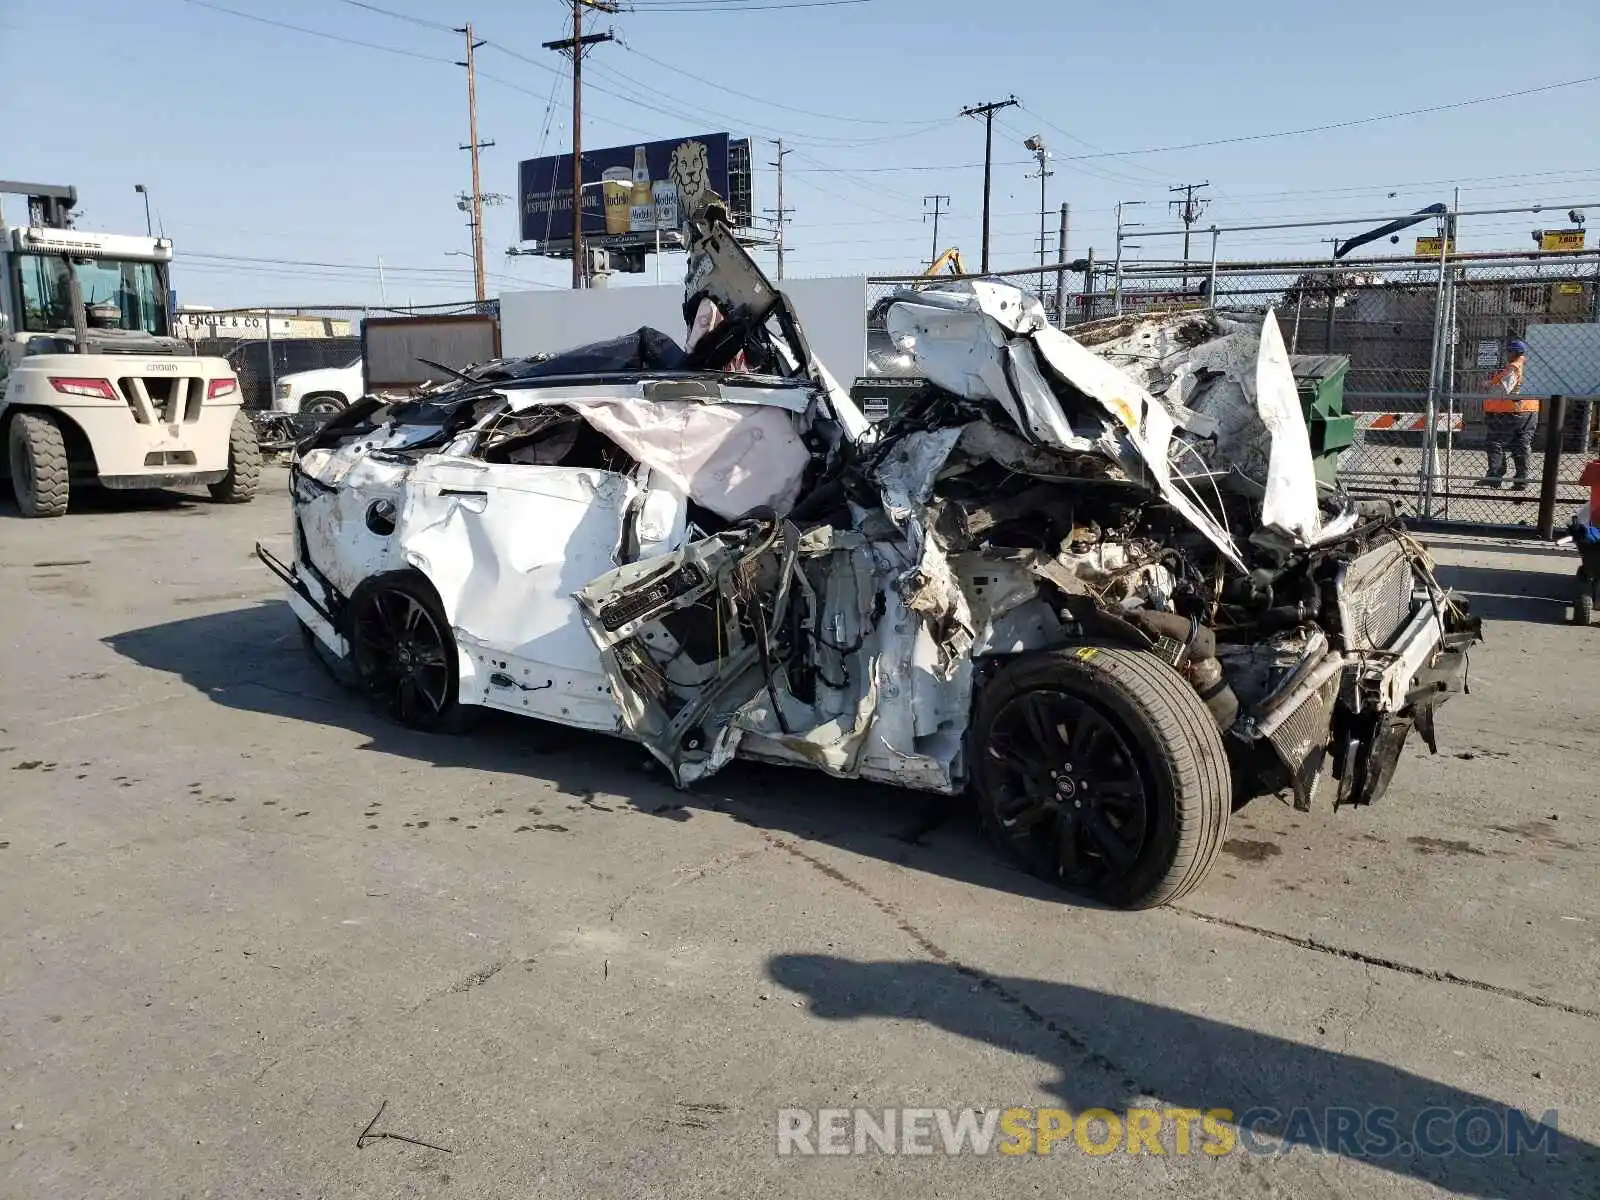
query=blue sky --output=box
[3,0,1597,307]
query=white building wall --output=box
[499,277,868,382]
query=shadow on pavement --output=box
[768,954,1598,1199]
[102,598,1074,909]
[1433,563,1577,624]
[0,486,205,519]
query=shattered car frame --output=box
[260,205,1479,909]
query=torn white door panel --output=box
[397,457,636,729]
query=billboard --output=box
[519,133,732,246]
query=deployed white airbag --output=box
[569,398,812,520]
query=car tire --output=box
[8,412,71,518]
[209,411,261,503]
[302,394,346,416]
[971,645,1231,910]
[347,574,468,733]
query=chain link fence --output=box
[866,253,1600,532]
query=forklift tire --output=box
[209,411,261,503]
[8,412,70,518]
[1576,574,1594,627]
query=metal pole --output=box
[377,257,387,306]
[1055,202,1068,326]
[1207,228,1219,309]
[655,224,661,286]
[1537,395,1569,538]
[1036,154,1048,273]
[774,138,786,281]
[263,306,276,408]
[1113,203,1124,316]
[1083,247,1095,322]
[1420,212,1452,518]
[1442,269,1460,518]
[1323,250,1338,354]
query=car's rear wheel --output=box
[8,412,70,518]
[348,575,464,731]
[302,393,346,416]
[972,645,1231,909]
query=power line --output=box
[1066,73,1600,160]
[612,42,937,128]
[624,0,878,9]
[181,0,452,63]
[333,0,454,32]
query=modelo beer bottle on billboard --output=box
[653,179,679,233]
[602,166,633,236]
[629,147,655,233]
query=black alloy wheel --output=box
[982,689,1149,892]
[349,577,461,730]
[972,646,1231,909]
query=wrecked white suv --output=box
[260,210,1478,909]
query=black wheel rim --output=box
[351,588,452,723]
[982,689,1150,891]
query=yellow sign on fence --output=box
[1539,229,1586,251]
[1415,236,1455,257]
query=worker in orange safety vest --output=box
[1475,339,1537,490]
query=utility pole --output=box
[764,138,794,280]
[455,23,492,304]
[960,96,1018,273]
[545,1,616,289]
[922,194,950,268]
[1168,180,1210,288]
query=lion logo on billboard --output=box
[669,140,713,218]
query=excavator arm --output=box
[924,247,969,277]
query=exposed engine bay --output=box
[261,203,1480,908]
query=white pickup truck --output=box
[273,358,364,415]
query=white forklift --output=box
[0,181,258,517]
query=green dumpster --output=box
[1289,354,1357,487]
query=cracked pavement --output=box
[1,475,1597,1198]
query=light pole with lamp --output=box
[133,184,152,236]
[1023,136,1053,274]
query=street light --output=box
[133,183,151,236]
[1023,136,1053,273]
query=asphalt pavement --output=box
[1,469,1596,1199]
